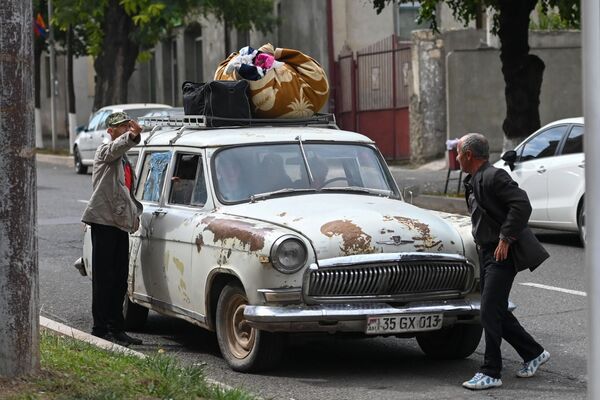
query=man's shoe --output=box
[111,331,143,345]
[462,373,502,390]
[516,350,550,378]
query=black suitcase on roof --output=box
[182,80,251,127]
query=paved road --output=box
[38,161,587,400]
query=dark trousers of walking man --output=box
[478,246,544,378]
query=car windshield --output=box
[212,143,397,203]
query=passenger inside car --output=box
[260,153,293,192]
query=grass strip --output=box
[0,331,255,400]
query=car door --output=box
[509,125,568,224]
[90,110,111,153]
[145,151,208,316]
[546,124,585,228]
[79,110,108,161]
[133,150,173,308]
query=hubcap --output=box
[226,293,255,359]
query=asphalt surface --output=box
[37,160,587,400]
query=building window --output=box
[45,55,51,98]
[396,3,429,42]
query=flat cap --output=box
[106,111,131,127]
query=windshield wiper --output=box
[320,186,395,197]
[250,188,318,202]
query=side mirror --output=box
[501,150,517,171]
[402,185,420,204]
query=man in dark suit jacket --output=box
[456,133,549,390]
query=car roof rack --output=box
[139,113,339,131]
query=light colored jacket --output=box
[81,132,143,233]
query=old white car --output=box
[76,114,483,372]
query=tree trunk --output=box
[34,24,44,148]
[498,0,545,142]
[92,0,139,110]
[0,0,39,377]
[67,26,75,115]
[224,19,231,58]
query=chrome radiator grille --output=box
[307,261,473,299]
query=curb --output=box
[36,154,73,167]
[39,315,238,395]
[412,194,468,216]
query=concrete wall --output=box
[410,30,446,164]
[331,0,394,57]
[446,30,581,160]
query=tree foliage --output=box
[51,0,276,108]
[371,0,579,33]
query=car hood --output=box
[221,194,465,260]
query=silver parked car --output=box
[75,114,484,372]
[73,103,172,174]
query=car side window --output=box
[168,153,207,207]
[561,125,583,155]
[136,151,172,202]
[518,126,567,162]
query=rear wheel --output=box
[578,201,586,247]
[123,296,148,331]
[74,147,88,174]
[216,283,284,372]
[416,324,482,359]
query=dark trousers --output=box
[478,246,544,378]
[90,223,129,336]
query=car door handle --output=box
[537,167,546,174]
[578,162,585,169]
[152,209,167,217]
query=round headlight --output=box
[271,236,308,274]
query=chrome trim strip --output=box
[132,292,206,325]
[316,252,467,268]
[258,288,302,302]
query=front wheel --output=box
[416,324,482,359]
[216,283,284,372]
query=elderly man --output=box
[456,133,549,390]
[81,111,144,346]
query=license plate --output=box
[365,313,443,334]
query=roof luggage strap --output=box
[138,113,339,131]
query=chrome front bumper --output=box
[244,298,510,333]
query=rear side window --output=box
[168,153,208,207]
[136,151,172,202]
[518,125,567,162]
[562,125,583,155]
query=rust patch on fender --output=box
[205,218,273,251]
[321,220,375,255]
[394,216,442,250]
[195,234,204,252]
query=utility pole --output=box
[0,0,40,376]
[583,0,599,398]
[48,0,58,151]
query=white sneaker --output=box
[516,350,550,378]
[462,372,502,390]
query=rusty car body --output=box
[76,114,483,372]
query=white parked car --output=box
[494,117,585,244]
[73,103,172,174]
[76,114,484,372]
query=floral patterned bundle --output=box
[214,43,329,119]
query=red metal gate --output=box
[335,35,411,160]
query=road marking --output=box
[78,199,89,204]
[519,282,587,297]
